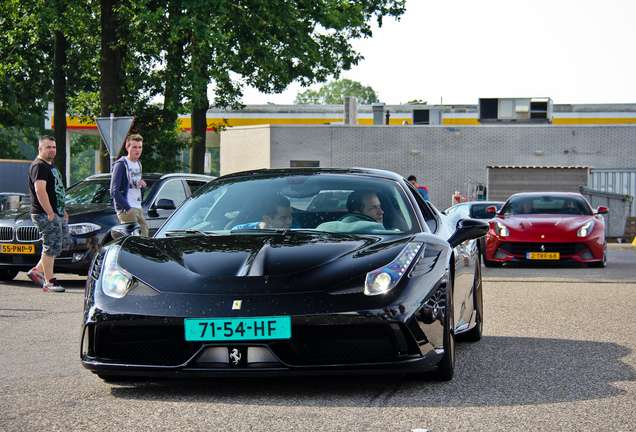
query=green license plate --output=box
[527,252,559,260]
[184,316,292,341]
[1,244,35,254]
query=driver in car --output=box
[346,190,384,225]
[232,193,296,230]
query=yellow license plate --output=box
[1,244,35,254]
[527,252,559,260]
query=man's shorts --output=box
[31,213,71,256]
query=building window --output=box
[290,160,319,167]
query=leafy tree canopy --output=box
[294,78,379,105]
[1,0,407,175]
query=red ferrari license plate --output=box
[527,252,559,260]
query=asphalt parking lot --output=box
[1,245,635,432]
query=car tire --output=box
[0,269,19,281]
[435,276,455,381]
[460,256,483,342]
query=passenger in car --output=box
[514,199,536,214]
[231,193,297,230]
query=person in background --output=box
[110,134,149,236]
[513,199,535,214]
[27,135,70,293]
[407,175,429,200]
[232,193,295,230]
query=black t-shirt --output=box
[29,158,66,216]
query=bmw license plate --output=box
[1,244,35,254]
[184,316,292,341]
[527,252,559,260]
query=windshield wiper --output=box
[164,229,219,237]
[230,228,322,235]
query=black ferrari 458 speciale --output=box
[81,168,488,381]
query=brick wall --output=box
[221,124,636,210]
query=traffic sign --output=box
[95,115,135,168]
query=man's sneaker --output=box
[26,268,45,286]
[43,278,65,293]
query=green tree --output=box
[0,0,52,160]
[294,79,379,105]
[69,135,100,184]
[1,0,100,183]
[103,0,406,173]
[3,0,406,177]
[0,129,29,159]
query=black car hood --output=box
[66,203,113,217]
[115,233,412,295]
[0,206,32,223]
[0,203,113,223]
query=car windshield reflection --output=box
[157,174,418,237]
[501,195,593,216]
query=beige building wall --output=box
[220,123,636,211]
[220,125,272,175]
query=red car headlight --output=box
[577,220,594,237]
[494,220,509,237]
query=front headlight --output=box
[365,242,423,296]
[494,220,509,237]
[100,245,132,298]
[68,222,101,236]
[577,220,594,237]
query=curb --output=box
[607,243,635,250]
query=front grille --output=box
[0,226,14,241]
[16,226,40,242]
[499,242,588,256]
[271,324,403,365]
[96,325,203,366]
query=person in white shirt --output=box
[109,134,149,236]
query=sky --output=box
[240,0,636,106]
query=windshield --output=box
[157,173,418,237]
[65,179,112,205]
[500,195,592,216]
[65,178,157,205]
[470,203,502,219]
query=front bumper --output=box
[0,236,97,275]
[81,315,443,378]
[485,240,603,264]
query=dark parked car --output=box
[81,168,488,381]
[445,201,504,258]
[0,173,214,280]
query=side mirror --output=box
[448,218,489,249]
[155,198,176,210]
[486,206,498,214]
[110,223,141,240]
[596,206,609,215]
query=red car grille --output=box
[499,242,589,255]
